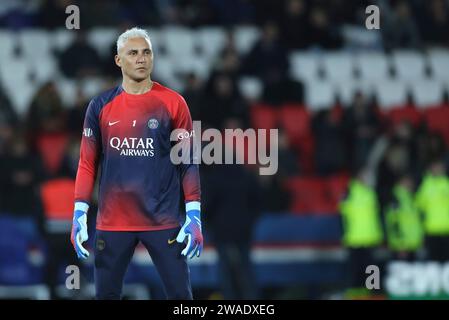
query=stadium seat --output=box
[322,52,355,81]
[0,57,36,115]
[55,78,78,107]
[32,57,58,85]
[285,177,335,214]
[335,79,374,106]
[305,79,335,111]
[355,52,390,80]
[145,28,162,56]
[392,50,426,80]
[409,79,445,109]
[197,27,227,59]
[427,48,449,81]
[81,77,106,99]
[387,105,423,128]
[250,104,278,129]
[374,80,407,110]
[233,26,260,55]
[19,30,52,60]
[51,28,76,53]
[0,215,48,299]
[289,51,320,82]
[87,27,119,57]
[171,53,211,81]
[279,104,311,146]
[162,27,196,59]
[238,77,263,101]
[424,106,449,146]
[0,31,17,59]
[40,178,75,228]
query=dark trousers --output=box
[347,247,376,289]
[215,242,258,300]
[425,235,449,263]
[94,228,192,300]
[44,232,79,299]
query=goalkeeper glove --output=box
[176,201,203,259]
[70,202,90,259]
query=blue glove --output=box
[176,201,203,259]
[70,202,90,259]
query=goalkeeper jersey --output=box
[74,82,201,231]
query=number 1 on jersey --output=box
[133,120,136,127]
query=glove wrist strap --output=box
[186,201,200,212]
[74,201,89,213]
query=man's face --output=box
[115,37,153,82]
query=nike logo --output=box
[168,238,176,245]
[108,121,120,126]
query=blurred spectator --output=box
[419,0,449,47]
[383,0,421,50]
[415,160,449,262]
[306,5,342,49]
[261,67,304,106]
[168,0,218,27]
[276,128,300,178]
[38,0,72,29]
[25,82,69,176]
[414,127,446,176]
[279,0,309,50]
[312,107,346,176]
[26,81,66,139]
[0,132,45,222]
[342,92,383,172]
[214,32,242,76]
[201,161,261,299]
[385,174,423,261]
[201,71,249,130]
[66,87,89,138]
[182,73,204,121]
[59,31,102,79]
[258,174,291,213]
[339,168,383,298]
[376,121,418,211]
[117,0,161,26]
[242,22,289,81]
[209,0,255,25]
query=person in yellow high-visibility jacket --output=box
[386,175,423,261]
[339,168,383,297]
[415,160,449,262]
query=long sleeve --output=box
[74,99,101,205]
[173,96,201,202]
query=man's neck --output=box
[122,77,153,94]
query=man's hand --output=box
[70,202,90,259]
[176,201,203,259]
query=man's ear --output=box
[115,54,121,68]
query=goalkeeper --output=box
[70,27,202,300]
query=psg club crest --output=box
[148,118,159,129]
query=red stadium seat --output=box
[279,104,315,174]
[250,104,278,130]
[278,104,311,146]
[40,178,75,221]
[36,132,69,175]
[424,105,449,146]
[388,105,422,127]
[284,177,334,214]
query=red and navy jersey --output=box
[74,82,201,231]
